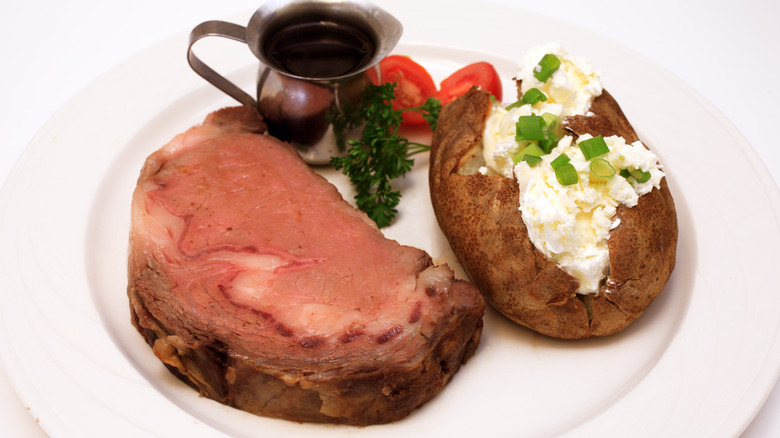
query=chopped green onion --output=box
[533,54,561,82]
[541,112,559,131]
[505,99,524,110]
[620,167,652,183]
[631,168,652,183]
[552,153,578,185]
[514,111,562,155]
[550,153,570,169]
[521,88,547,105]
[522,155,542,166]
[540,113,560,153]
[516,113,560,146]
[539,135,557,154]
[578,136,610,160]
[516,115,546,141]
[512,143,545,163]
[589,158,616,178]
[554,163,578,186]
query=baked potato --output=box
[428,85,677,339]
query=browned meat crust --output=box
[129,274,483,424]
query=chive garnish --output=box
[554,163,578,186]
[523,155,543,166]
[541,112,559,131]
[632,168,652,183]
[620,167,652,183]
[550,153,570,169]
[589,158,616,178]
[578,136,609,160]
[505,99,524,110]
[533,54,561,82]
[539,136,556,154]
[521,88,547,105]
[515,115,546,141]
[512,143,545,164]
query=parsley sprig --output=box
[331,82,441,228]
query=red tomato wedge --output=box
[435,62,503,106]
[366,55,437,125]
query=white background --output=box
[1,0,778,436]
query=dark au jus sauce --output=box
[264,20,375,79]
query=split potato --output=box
[429,87,677,339]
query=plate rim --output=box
[2,2,780,436]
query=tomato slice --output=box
[435,61,503,106]
[367,55,437,125]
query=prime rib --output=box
[127,106,485,425]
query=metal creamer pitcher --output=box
[188,0,403,164]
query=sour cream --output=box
[482,43,603,177]
[481,44,665,293]
[515,42,603,117]
[514,134,664,293]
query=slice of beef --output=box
[127,106,485,426]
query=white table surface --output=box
[1,0,778,436]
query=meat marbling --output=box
[127,106,485,425]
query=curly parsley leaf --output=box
[419,97,442,132]
[328,99,361,152]
[331,83,441,228]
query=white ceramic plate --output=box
[2,2,779,437]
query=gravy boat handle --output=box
[188,20,257,107]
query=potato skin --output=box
[429,88,677,339]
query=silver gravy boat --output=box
[188,0,403,164]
